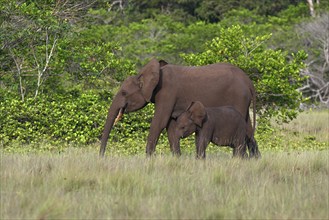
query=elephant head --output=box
[99,58,167,156]
[176,101,207,138]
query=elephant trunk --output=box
[99,98,126,157]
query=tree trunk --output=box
[307,0,316,17]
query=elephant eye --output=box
[121,91,127,96]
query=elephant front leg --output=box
[146,139,157,156]
[145,129,162,156]
[195,134,208,159]
[145,124,163,156]
[166,119,181,156]
[233,144,248,158]
[145,106,173,156]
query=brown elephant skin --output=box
[175,101,250,159]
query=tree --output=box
[58,31,136,89]
[298,13,329,106]
[0,0,133,99]
[181,25,307,124]
[195,0,303,23]
[306,0,320,17]
[0,1,70,100]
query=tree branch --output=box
[34,29,58,99]
[9,49,25,101]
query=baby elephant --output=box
[175,101,250,159]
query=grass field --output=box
[1,150,328,219]
[1,110,328,219]
[274,109,329,143]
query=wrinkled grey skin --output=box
[99,58,260,158]
[176,101,249,159]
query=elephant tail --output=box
[249,86,261,158]
[251,88,256,137]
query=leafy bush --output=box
[181,25,308,124]
[0,91,154,146]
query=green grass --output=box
[1,149,328,219]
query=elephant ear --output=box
[187,101,206,127]
[139,58,160,102]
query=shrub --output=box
[0,91,154,146]
[181,25,308,125]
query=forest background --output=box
[0,0,328,153]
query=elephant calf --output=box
[175,101,250,159]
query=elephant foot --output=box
[196,155,206,160]
[252,149,261,159]
[196,151,206,159]
[247,138,261,159]
[172,150,181,157]
[146,147,156,157]
[146,150,155,157]
[233,144,247,159]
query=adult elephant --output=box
[99,58,260,158]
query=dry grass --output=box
[1,149,328,219]
[1,110,328,219]
[252,110,329,152]
[276,109,329,142]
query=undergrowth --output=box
[1,110,328,155]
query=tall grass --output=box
[254,110,329,152]
[1,149,328,219]
[277,110,329,142]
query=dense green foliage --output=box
[1,0,328,147]
[0,92,105,145]
[182,25,307,123]
[0,91,155,146]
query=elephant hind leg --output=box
[246,114,261,158]
[247,137,261,159]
